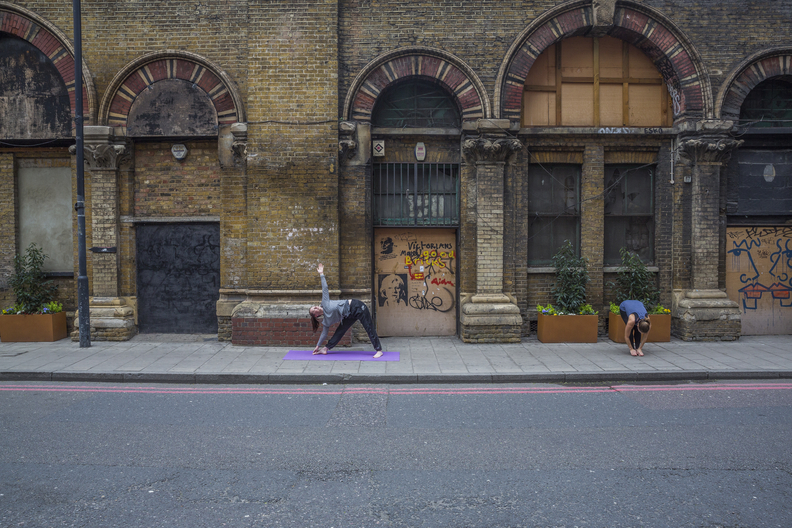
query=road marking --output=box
[1,382,791,396]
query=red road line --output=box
[0,383,791,396]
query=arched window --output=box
[739,78,792,128]
[0,33,71,139]
[372,79,460,129]
[522,36,673,128]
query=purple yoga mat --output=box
[284,350,399,361]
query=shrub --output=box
[6,244,58,314]
[609,247,659,309]
[551,240,590,314]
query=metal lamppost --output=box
[73,0,90,347]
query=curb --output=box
[2,370,792,384]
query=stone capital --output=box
[231,122,248,167]
[70,126,132,171]
[462,136,522,164]
[338,121,358,162]
[677,135,743,166]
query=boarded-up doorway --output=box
[374,228,456,336]
[136,223,220,333]
[726,226,792,335]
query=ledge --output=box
[120,216,220,224]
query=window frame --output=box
[603,163,655,266]
[527,163,582,266]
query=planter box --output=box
[608,312,671,343]
[0,312,68,342]
[537,313,598,343]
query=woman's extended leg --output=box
[353,301,383,357]
[325,315,356,351]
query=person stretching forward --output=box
[309,263,384,358]
[619,299,652,357]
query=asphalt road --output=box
[1,380,791,527]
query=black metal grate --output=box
[373,163,460,226]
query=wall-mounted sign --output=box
[415,142,426,161]
[171,144,188,160]
[373,140,385,157]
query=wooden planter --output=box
[537,313,598,343]
[0,312,68,342]
[608,312,671,343]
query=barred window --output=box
[373,163,459,226]
[604,164,654,265]
[527,164,580,266]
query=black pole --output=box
[73,0,90,347]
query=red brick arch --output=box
[497,1,710,122]
[0,3,96,126]
[346,48,489,123]
[718,50,792,121]
[100,51,244,132]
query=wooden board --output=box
[374,228,457,336]
[726,227,792,335]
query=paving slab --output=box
[1,334,791,384]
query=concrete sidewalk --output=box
[0,334,790,384]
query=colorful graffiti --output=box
[375,228,457,335]
[726,227,792,335]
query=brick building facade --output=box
[1,0,791,343]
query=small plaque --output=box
[171,144,188,160]
[373,140,385,157]
[415,142,426,161]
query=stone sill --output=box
[527,266,660,274]
[121,216,220,224]
[518,127,674,137]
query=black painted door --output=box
[136,223,220,333]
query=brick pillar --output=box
[459,121,523,343]
[70,126,136,341]
[0,153,15,304]
[673,121,743,341]
[217,123,248,341]
[581,145,604,329]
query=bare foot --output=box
[630,348,638,356]
[313,347,328,355]
[636,349,644,356]
[373,350,383,359]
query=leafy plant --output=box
[578,303,597,315]
[536,303,559,316]
[551,240,590,314]
[609,301,620,314]
[42,301,63,314]
[609,247,659,309]
[6,244,58,314]
[649,304,670,315]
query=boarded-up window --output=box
[18,166,74,272]
[522,36,672,128]
[604,164,654,265]
[527,164,580,265]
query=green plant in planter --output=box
[609,247,659,309]
[5,243,58,314]
[551,240,592,314]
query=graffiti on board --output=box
[375,228,457,336]
[727,227,792,312]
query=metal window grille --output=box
[373,163,460,226]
